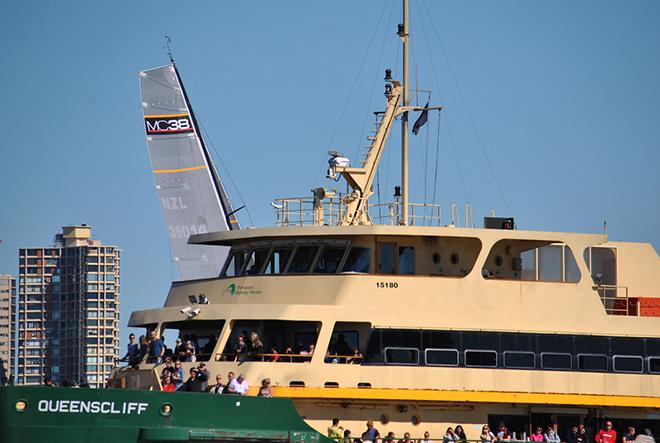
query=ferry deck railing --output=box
[273,196,442,227]
[594,284,635,315]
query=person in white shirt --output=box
[421,431,433,443]
[227,373,249,395]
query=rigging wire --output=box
[198,120,256,227]
[421,0,514,217]
[416,2,470,206]
[311,0,393,188]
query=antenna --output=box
[164,35,175,63]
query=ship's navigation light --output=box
[14,400,27,413]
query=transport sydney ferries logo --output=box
[224,283,261,296]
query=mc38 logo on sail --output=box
[144,114,194,135]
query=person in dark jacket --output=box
[179,368,204,392]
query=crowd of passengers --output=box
[122,329,364,365]
[327,420,656,443]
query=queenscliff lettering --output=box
[37,400,148,415]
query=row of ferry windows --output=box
[364,329,660,374]
[223,244,371,277]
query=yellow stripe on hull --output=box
[272,387,660,409]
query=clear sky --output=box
[0,1,658,340]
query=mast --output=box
[400,0,410,225]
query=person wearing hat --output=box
[258,378,273,398]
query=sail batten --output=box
[140,64,238,281]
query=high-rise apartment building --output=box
[16,225,120,388]
[0,273,15,385]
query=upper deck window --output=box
[483,240,581,283]
[263,247,293,274]
[314,246,346,273]
[244,248,270,275]
[286,246,319,274]
[340,247,371,273]
[222,250,248,277]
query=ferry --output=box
[116,0,660,440]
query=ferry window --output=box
[538,245,562,282]
[538,334,573,354]
[648,357,660,374]
[504,351,535,369]
[465,350,497,367]
[378,243,396,274]
[222,250,247,277]
[341,247,371,273]
[574,335,608,355]
[613,355,643,373]
[398,246,415,275]
[286,246,319,273]
[425,348,459,366]
[462,331,499,351]
[585,247,617,285]
[577,354,607,371]
[264,247,293,274]
[422,331,461,350]
[541,352,572,370]
[314,246,346,274]
[500,333,535,352]
[161,320,224,362]
[243,248,270,275]
[384,347,419,365]
[564,247,581,283]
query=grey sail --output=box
[139,64,239,281]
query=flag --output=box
[412,101,429,135]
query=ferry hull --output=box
[0,386,330,443]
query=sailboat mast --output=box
[401,0,410,225]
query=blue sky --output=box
[0,1,658,339]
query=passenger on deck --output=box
[480,425,496,443]
[566,425,579,443]
[545,424,561,443]
[210,375,225,394]
[634,429,655,443]
[443,427,458,443]
[530,427,544,442]
[180,368,203,392]
[160,357,176,380]
[172,360,184,389]
[197,363,209,391]
[576,424,590,443]
[455,425,467,443]
[497,423,511,441]
[284,347,294,362]
[235,335,248,362]
[149,331,165,364]
[328,417,344,441]
[384,431,396,443]
[300,344,315,361]
[200,335,217,359]
[122,333,139,367]
[226,371,235,391]
[596,421,617,443]
[174,338,186,361]
[334,334,352,359]
[227,372,249,395]
[420,431,432,443]
[347,348,362,364]
[258,378,272,397]
[161,373,176,392]
[43,377,56,387]
[138,335,148,362]
[624,427,637,443]
[250,332,265,361]
[269,346,280,362]
[361,420,380,443]
[185,340,196,362]
[400,432,413,443]
[343,430,353,443]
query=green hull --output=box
[0,386,332,443]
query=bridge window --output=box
[340,247,371,273]
[314,246,347,273]
[377,243,396,274]
[222,250,248,277]
[286,246,319,274]
[243,248,270,275]
[485,240,580,282]
[263,247,293,274]
[399,246,415,275]
[613,355,643,373]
